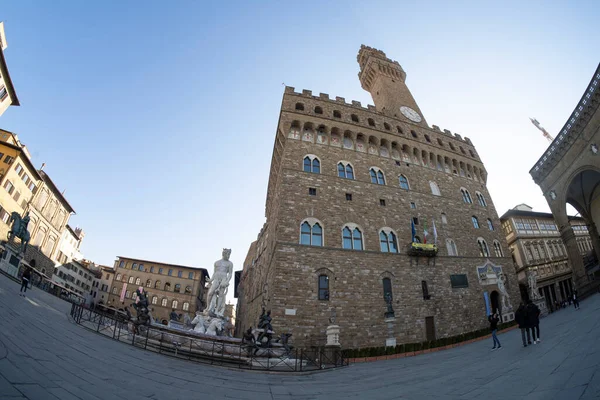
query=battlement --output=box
[357,45,401,69]
[283,86,474,145]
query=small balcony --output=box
[407,242,438,257]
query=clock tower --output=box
[357,45,427,126]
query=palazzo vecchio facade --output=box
[237,46,519,349]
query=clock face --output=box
[400,106,422,123]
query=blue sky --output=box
[1,1,598,302]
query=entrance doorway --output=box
[490,290,500,314]
[425,316,436,341]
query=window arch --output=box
[429,181,441,196]
[154,280,161,289]
[342,225,363,250]
[493,241,504,257]
[399,175,410,190]
[478,238,490,257]
[411,130,418,138]
[303,155,320,174]
[368,118,376,127]
[300,220,323,246]
[172,300,178,309]
[318,275,329,300]
[116,273,122,281]
[183,302,190,311]
[424,134,431,143]
[128,276,135,284]
[314,106,323,114]
[384,122,390,130]
[146,279,152,288]
[351,114,359,123]
[369,168,386,185]
[174,284,181,293]
[152,296,158,305]
[295,102,304,111]
[461,188,473,204]
[185,286,192,294]
[397,126,403,134]
[476,192,487,207]
[382,277,393,300]
[135,277,141,286]
[487,218,494,231]
[161,298,168,307]
[333,110,341,118]
[472,216,480,229]
[446,239,458,256]
[379,229,398,253]
[164,282,171,291]
[337,162,354,179]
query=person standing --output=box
[488,312,502,350]
[573,290,580,309]
[19,268,31,296]
[525,300,540,343]
[515,303,530,347]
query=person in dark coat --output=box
[19,268,31,296]
[525,300,540,343]
[573,290,580,309]
[515,303,530,347]
[488,312,501,350]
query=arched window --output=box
[116,273,122,281]
[382,277,393,300]
[478,238,490,257]
[397,126,403,134]
[446,239,458,256]
[493,241,504,257]
[164,282,171,291]
[295,103,304,111]
[351,114,359,123]
[337,162,354,179]
[370,168,386,185]
[333,110,341,118]
[318,275,329,300]
[112,287,118,294]
[342,226,363,250]
[152,296,158,305]
[183,302,190,311]
[300,221,323,246]
[146,279,152,288]
[422,281,430,299]
[368,118,375,127]
[128,276,135,284]
[461,188,473,204]
[472,216,480,229]
[174,284,181,293]
[429,181,441,196]
[131,291,137,300]
[185,286,192,294]
[138,264,144,272]
[314,106,323,114]
[384,122,390,130]
[161,298,168,307]
[154,280,161,289]
[303,155,320,173]
[172,300,178,309]
[135,277,141,286]
[487,219,494,231]
[411,130,418,138]
[437,138,444,146]
[399,175,410,190]
[424,134,431,143]
[475,192,485,206]
[379,230,398,253]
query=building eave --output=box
[0,47,19,106]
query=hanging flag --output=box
[423,217,429,244]
[432,219,438,245]
[411,219,416,243]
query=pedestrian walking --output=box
[19,268,31,296]
[525,300,540,343]
[488,312,501,350]
[515,303,531,347]
[573,290,580,309]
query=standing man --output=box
[573,290,580,309]
[488,312,502,350]
[19,267,31,297]
[515,303,530,347]
[525,300,540,343]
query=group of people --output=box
[550,290,580,312]
[515,300,542,347]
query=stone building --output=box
[237,46,519,349]
[0,22,19,117]
[56,225,85,264]
[529,63,600,297]
[107,256,209,324]
[97,265,115,305]
[54,259,102,304]
[500,204,595,309]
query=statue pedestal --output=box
[385,317,396,347]
[326,325,340,347]
[501,311,515,323]
[533,297,548,316]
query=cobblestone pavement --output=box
[0,273,598,400]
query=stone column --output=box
[556,214,591,295]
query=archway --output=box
[490,291,500,315]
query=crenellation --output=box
[319,93,329,100]
[284,86,296,94]
[352,100,362,107]
[367,105,376,112]
[443,129,452,136]
[432,125,441,131]
[336,96,345,103]
[454,133,463,141]
[302,89,312,96]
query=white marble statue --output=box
[205,318,224,336]
[205,248,234,317]
[496,271,512,311]
[527,270,540,300]
[191,312,207,334]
